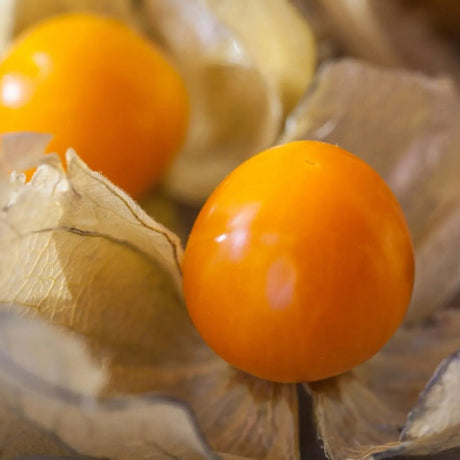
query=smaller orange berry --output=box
[0,13,189,198]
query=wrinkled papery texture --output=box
[0,308,216,460]
[143,0,315,203]
[0,0,14,52]
[308,309,460,459]
[0,136,299,459]
[0,305,102,459]
[308,0,460,83]
[405,0,460,36]
[108,354,299,459]
[197,0,316,114]
[281,60,460,459]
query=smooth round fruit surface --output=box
[0,13,188,198]
[183,141,415,383]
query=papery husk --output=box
[0,307,216,460]
[0,134,299,459]
[282,60,460,459]
[400,349,460,455]
[107,356,299,460]
[0,304,103,459]
[311,0,460,83]
[0,0,14,52]
[198,0,316,114]
[308,308,460,460]
[403,0,460,36]
[0,132,53,173]
[143,0,315,203]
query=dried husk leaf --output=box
[0,137,196,374]
[312,0,460,83]
[0,306,101,459]
[0,304,105,395]
[308,309,460,460]
[0,132,52,173]
[403,0,460,36]
[0,0,14,52]
[399,350,460,455]
[283,60,460,459]
[343,348,460,459]
[199,0,316,114]
[0,150,188,344]
[143,0,315,203]
[0,135,299,459]
[0,307,216,460]
[0,133,52,206]
[110,361,299,460]
[355,310,460,413]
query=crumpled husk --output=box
[0,306,217,460]
[308,308,460,460]
[0,134,299,459]
[403,0,460,36]
[309,0,460,84]
[282,59,460,459]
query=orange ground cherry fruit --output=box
[183,141,415,383]
[0,13,188,198]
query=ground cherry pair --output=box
[183,141,415,383]
[0,14,188,198]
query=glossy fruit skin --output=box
[183,141,415,383]
[0,14,188,198]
